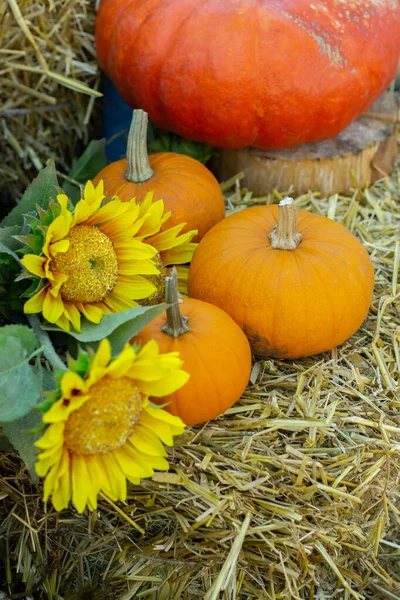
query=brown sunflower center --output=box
[63,375,142,455]
[51,224,119,303]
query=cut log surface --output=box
[218,92,399,197]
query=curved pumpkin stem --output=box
[162,267,190,337]
[269,197,303,250]
[125,109,155,183]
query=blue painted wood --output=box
[103,77,132,163]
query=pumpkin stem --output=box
[125,109,155,183]
[269,197,303,250]
[162,267,190,337]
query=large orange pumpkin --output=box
[188,199,374,359]
[92,110,225,241]
[132,268,252,425]
[95,0,400,150]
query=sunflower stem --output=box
[27,315,67,371]
[125,109,155,183]
[269,197,303,250]
[162,267,190,337]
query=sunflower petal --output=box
[49,273,68,297]
[42,291,64,323]
[176,266,189,296]
[161,243,197,266]
[54,312,71,332]
[24,287,47,314]
[43,457,64,502]
[72,199,95,226]
[50,239,70,256]
[113,240,158,260]
[35,422,65,450]
[106,343,136,378]
[140,411,174,445]
[112,447,145,483]
[57,193,69,213]
[52,470,71,511]
[83,179,105,208]
[21,254,46,278]
[138,370,190,397]
[116,275,158,301]
[103,294,137,313]
[145,454,170,472]
[63,302,82,332]
[99,453,127,501]
[42,394,89,424]
[35,445,63,478]
[145,405,186,428]
[128,426,167,457]
[118,259,160,276]
[116,443,154,478]
[47,213,72,244]
[60,371,86,398]
[77,303,103,324]
[90,339,111,370]
[145,223,187,250]
[85,454,106,491]
[71,454,90,513]
[136,198,169,238]
[86,199,138,228]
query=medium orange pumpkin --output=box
[132,267,252,426]
[188,198,374,359]
[92,110,225,241]
[95,0,400,150]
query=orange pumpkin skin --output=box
[132,298,252,426]
[187,206,375,359]
[92,152,225,241]
[95,0,400,150]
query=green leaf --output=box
[0,240,21,264]
[106,305,167,354]
[1,410,43,482]
[148,131,213,164]
[63,139,107,204]
[0,225,22,252]
[44,304,167,354]
[1,160,59,228]
[0,325,43,422]
[1,324,39,355]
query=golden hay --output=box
[1,148,400,598]
[0,0,101,206]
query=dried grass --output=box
[1,2,400,597]
[1,144,400,598]
[0,0,101,209]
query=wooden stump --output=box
[218,92,399,197]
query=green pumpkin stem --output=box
[125,109,155,183]
[269,197,303,250]
[162,267,190,337]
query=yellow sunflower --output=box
[20,181,197,331]
[35,338,188,513]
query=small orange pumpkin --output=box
[188,198,374,359]
[93,110,225,241]
[132,267,252,425]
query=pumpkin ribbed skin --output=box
[92,152,225,241]
[187,206,374,359]
[95,0,400,150]
[132,298,252,425]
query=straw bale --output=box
[0,0,101,211]
[1,131,400,598]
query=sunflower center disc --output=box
[51,224,119,303]
[63,376,143,455]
